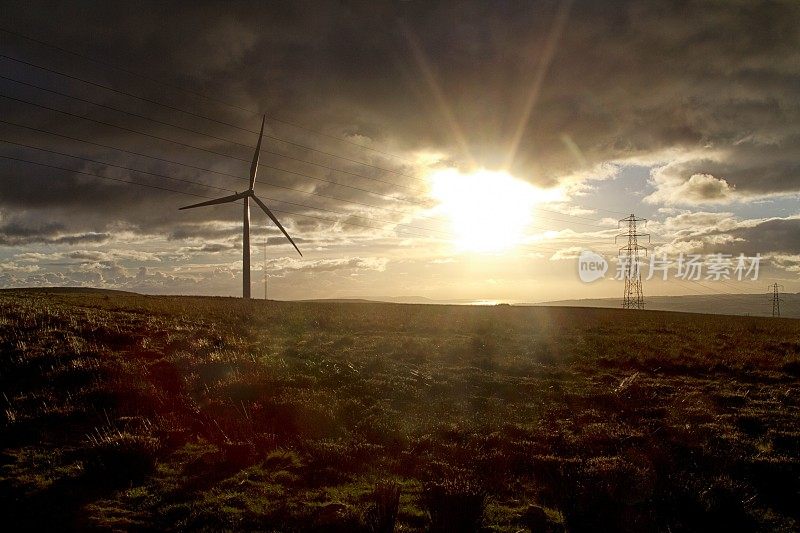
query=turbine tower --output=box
[180,115,302,299]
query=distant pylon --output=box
[615,214,650,309]
[769,282,784,317]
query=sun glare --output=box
[430,169,555,253]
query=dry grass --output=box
[0,287,798,531]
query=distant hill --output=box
[536,293,800,318]
[3,287,797,318]
[0,286,137,296]
[302,293,800,319]
[301,296,481,305]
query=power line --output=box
[642,278,769,317]
[0,141,458,238]
[0,29,626,230]
[0,61,624,227]
[534,206,607,223]
[0,138,234,194]
[0,119,446,225]
[0,118,243,179]
[0,24,415,164]
[668,277,771,313]
[0,111,611,232]
[581,204,629,216]
[0,149,647,265]
[0,77,422,193]
[2,136,601,244]
[670,278,759,306]
[0,29,672,272]
[0,153,451,242]
[0,53,423,182]
[261,197,451,237]
[0,94,429,203]
[0,146,623,253]
[0,153,212,199]
[717,278,758,294]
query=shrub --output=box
[364,480,401,533]
[84,425,160,484]
[423,477,486,532]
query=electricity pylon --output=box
[769,282,784,317]
[615,214,650,309]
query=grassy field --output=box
[1,288,798,531]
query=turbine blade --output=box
[251,194,302,256]
[179,191,247,210]
[249,114,266,190]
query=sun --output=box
[430,168,554,253]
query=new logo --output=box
[578,250,608,283]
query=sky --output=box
[0,0,798,303]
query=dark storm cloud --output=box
[725,218,800,255]
[0,0,799,245]
[0,215,110,245]
[658,214,800,260]
[648,139,800,204]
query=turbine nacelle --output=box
[179,189,302,257]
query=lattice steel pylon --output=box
[615,214,650,309]
[769,282,784,317]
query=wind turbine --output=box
[180,114,302,299]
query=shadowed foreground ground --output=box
[1,288,798,531]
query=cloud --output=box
[269,257,389,275]
[660,211,737,232]
[769,254,800,273]
[655,215,800,261]
[646,171,735,205]
[0,1,799,296]
[0,216,110,245]
[10,249,161,264]
[549,247,583,261]
[724,218,800,255]
[2,1,798,204]
[0,252,391,296]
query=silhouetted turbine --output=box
[180,115,302,299]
